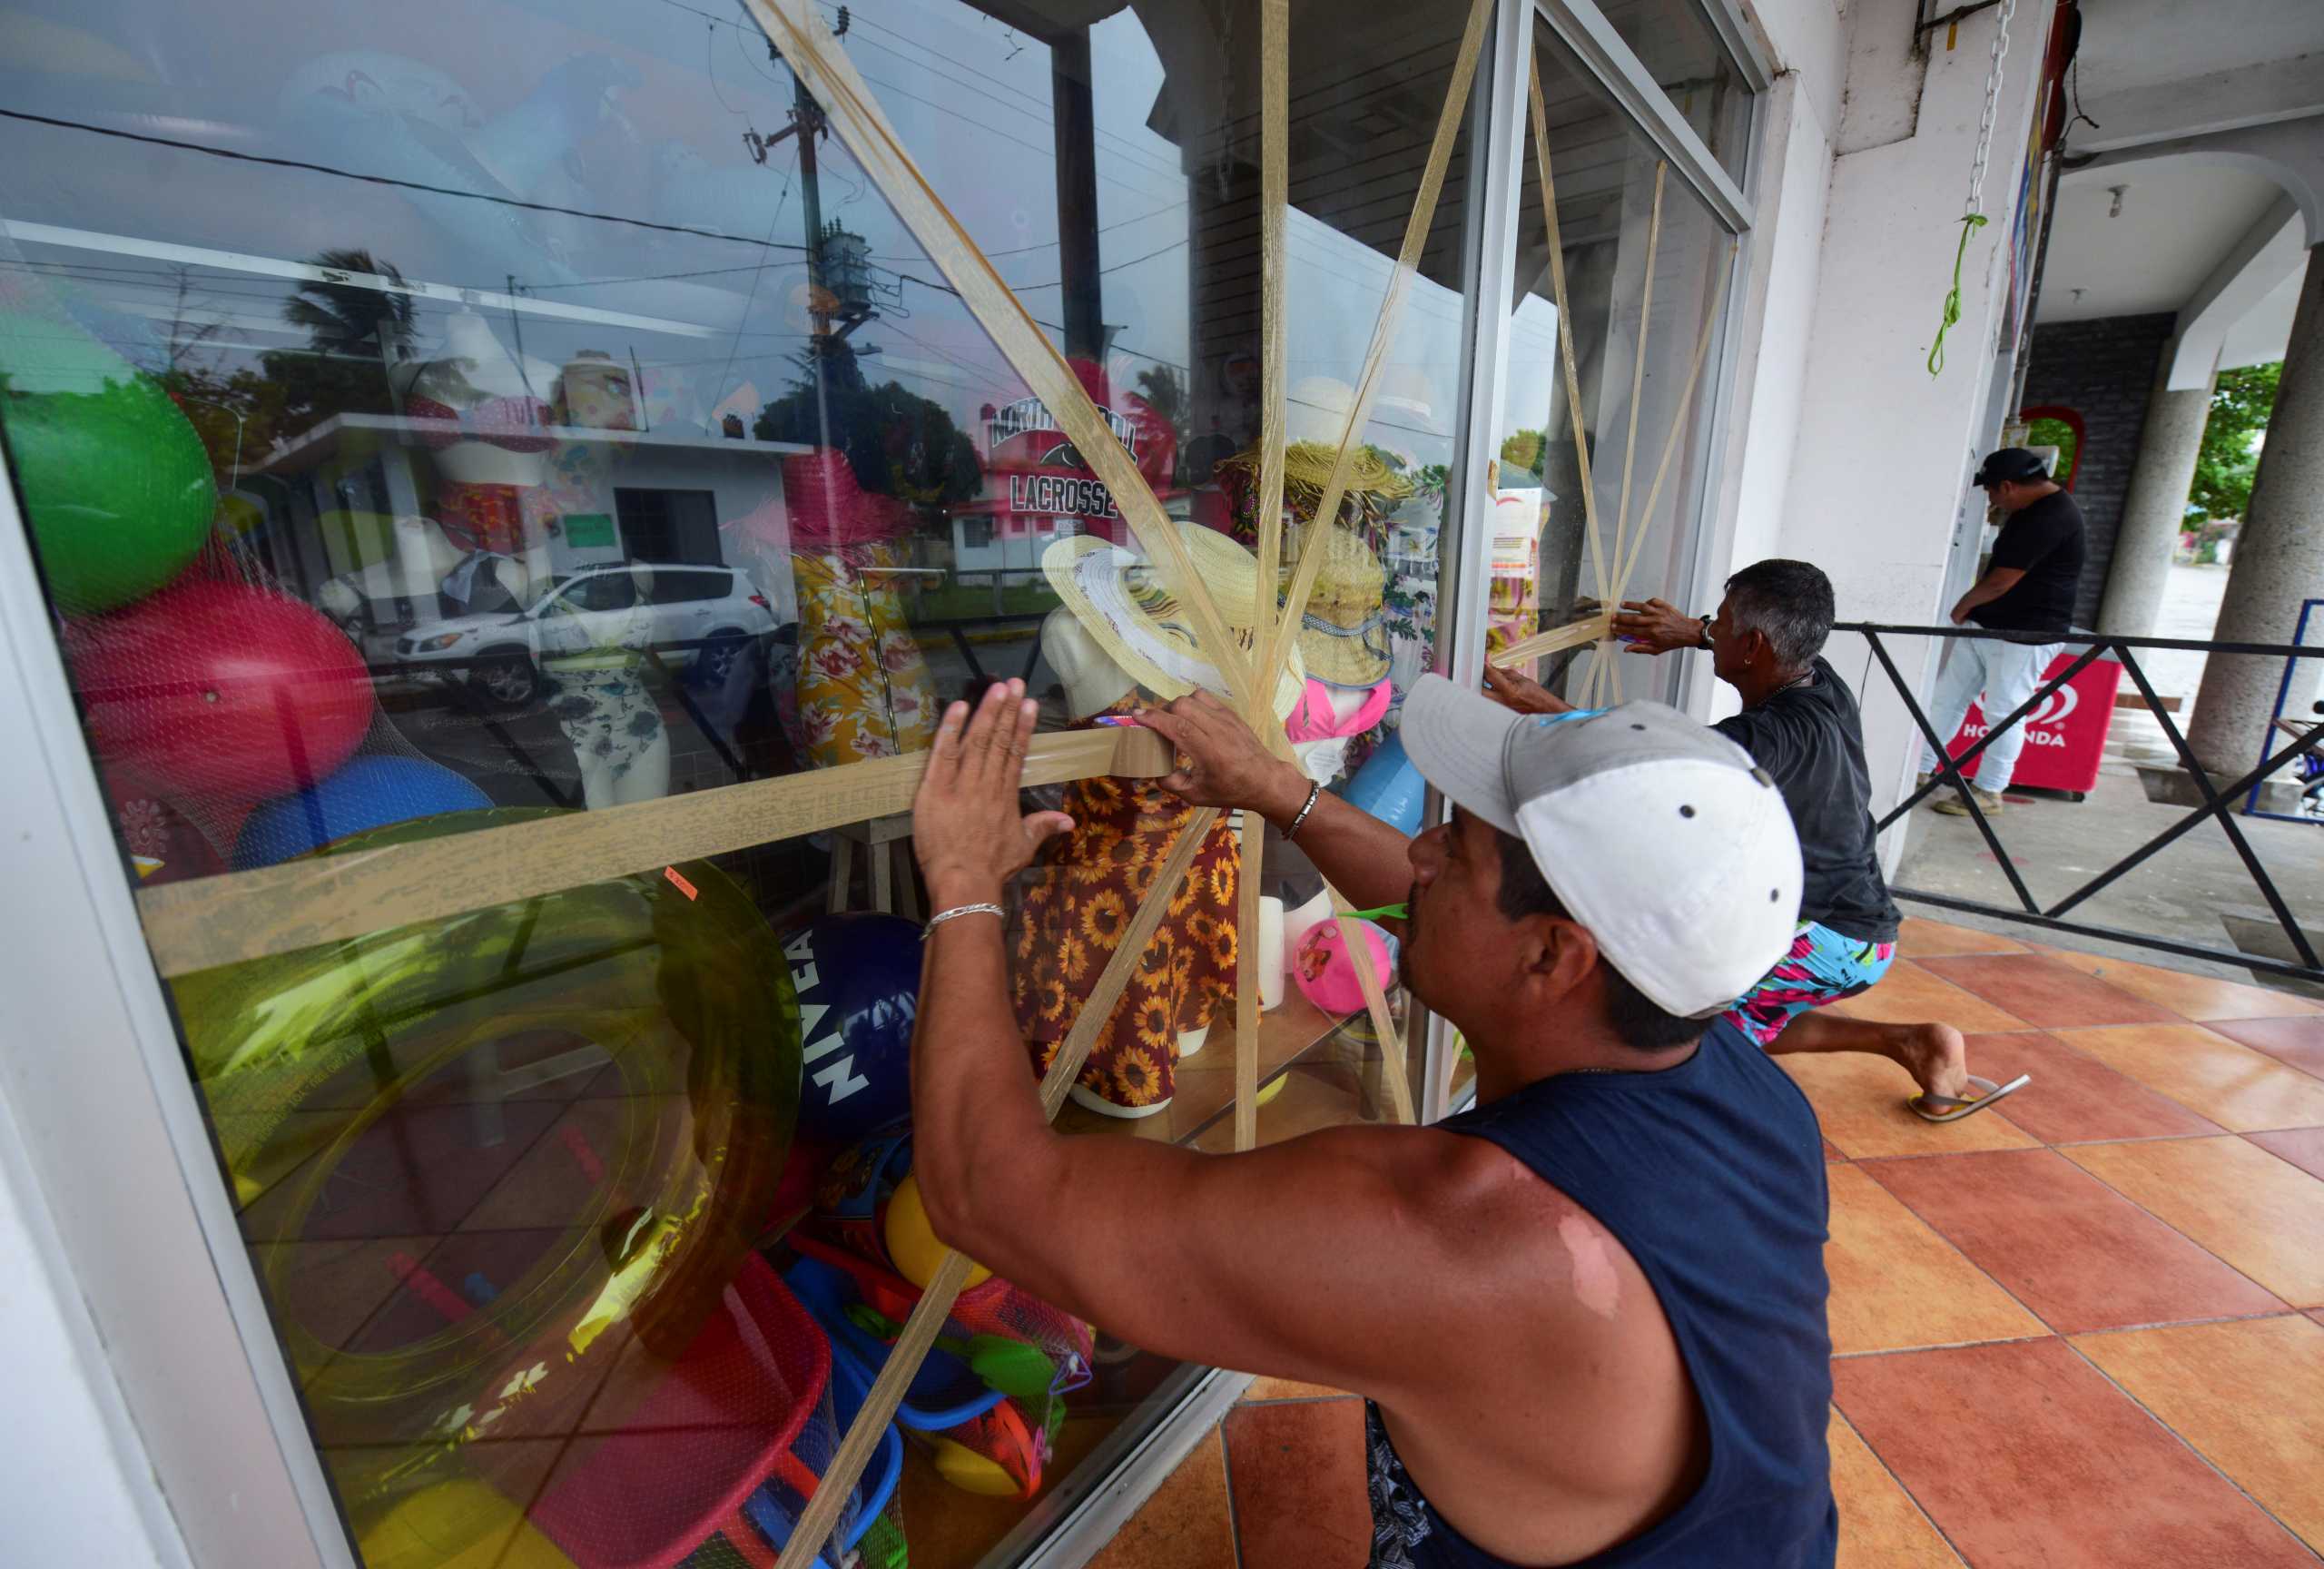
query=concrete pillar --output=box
[2187,251,2324,777]
[2099,345,2214,637]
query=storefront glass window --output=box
[0,0,1472,1563]
[1595,0,1754,186]
[1488,16,1734,704]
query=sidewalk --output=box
[1087,917,2324,1567]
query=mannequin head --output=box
[1043,607,1137,718]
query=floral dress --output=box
[542,600,663,787]
[792,546,939,766]
[1011,702,1241,1111]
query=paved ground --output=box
[1891,731,2322,992]
[1098,918,2324,1569]
[1889,559,2323,992]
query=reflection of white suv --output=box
[395,563,777,707]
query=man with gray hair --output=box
[1485,559,2028,1123]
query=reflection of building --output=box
[950,370,1182,577]
[250,413,809,652]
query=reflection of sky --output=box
[0,0,1473,437]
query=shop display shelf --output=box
[1050,991,1415,1150]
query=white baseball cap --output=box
[1398,676,1803,1018]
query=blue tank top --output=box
[1365,1021,1836,1568]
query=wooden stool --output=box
[829,812,922,919]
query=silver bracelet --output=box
[1283,779,1324,843]
[923,902,1006,938]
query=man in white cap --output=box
[909,676,1837,1568]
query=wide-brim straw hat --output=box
[1293,524,1391,690]
[1043,525,1306,719]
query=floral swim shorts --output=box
[1722,922,1897,1048]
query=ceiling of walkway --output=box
[2033,0,2324,366]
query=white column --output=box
[2099,343,2214,637]
[2188,251,2324,776]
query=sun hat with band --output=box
[1042,524,1307,720]
[1289,523,1393,691]
[1399,675,1803,1018]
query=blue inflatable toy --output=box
[1337,728,1426,837]
[232,755,493,869]
[783,913,920,1142]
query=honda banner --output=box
[1945,649,2123,796]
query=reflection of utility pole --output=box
[753,5,851,454]
[1050,26,1104,362]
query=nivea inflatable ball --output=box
[783,913,921,1142]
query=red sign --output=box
[1945,651,2122,794]
[959,358,1177,543]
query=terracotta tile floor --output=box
[1091,924,2324,1566]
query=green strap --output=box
[1926,212,1988,378]
[1344,903,1408,921]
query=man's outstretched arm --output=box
[906,681,1484,1396]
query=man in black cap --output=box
[1915,446,2085,815]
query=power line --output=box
[1007,236,1188,292]
[0,108,807,255]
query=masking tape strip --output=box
[1529,62,1610,618]
[1233,0,1291,1155]
[1257,0,1494,686]
[1610,244,1734,610]
[1610,163,1668,598]
[1330,885,1414,1125]
[1235,809,1266,1150]
[135,726,1170,977]
[770,806,1222,1569]
[1489,613,1615,668]
[740,0,1263,726]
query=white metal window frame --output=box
[0,0,1770,1561]
[1423,0,1767,1121]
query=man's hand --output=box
[1948,598,1973,627]
[1137,689,1311,824]
[1482,662,1571,715]
[911,679,1076,908]
[1611,598,1701,656]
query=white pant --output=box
[1919,635,2066,793]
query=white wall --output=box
[1768,0,2056,851]
[0,1084,173,1569]
[1692,64,1840,726]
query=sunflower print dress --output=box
[1011,701,1240,1111]
[793,546,940,767]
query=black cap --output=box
[1974,447,2050,487]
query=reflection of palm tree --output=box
[283,249,417,361]
[260,250,418,434]
[1135,364,1186,428]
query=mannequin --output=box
[1018,607,1238,1119]
[399,310,560,586]
[542,562,671,809]
[1287,681,1392,784]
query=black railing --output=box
[1837,621,2324,985]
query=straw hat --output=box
[1290,524,1391,690]
[1043,525,1307,719]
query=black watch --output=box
[1696,615,1713,650]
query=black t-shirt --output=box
[1715,657,1901,943]
[1974,489,2085,632]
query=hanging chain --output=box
[1930,0,2023,375]
[1962,0,2020,220]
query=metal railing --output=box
[1838,620,2324,984]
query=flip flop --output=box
[1908,1073,2032,1124]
